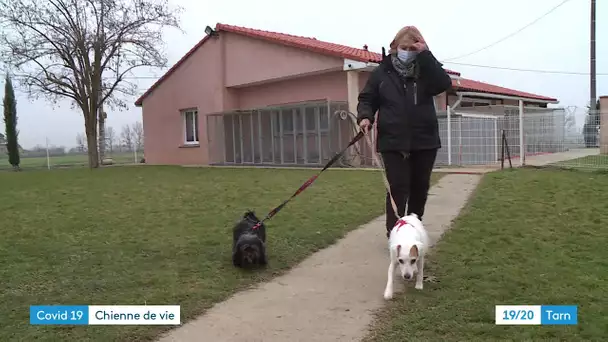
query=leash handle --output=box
[252,131,365,229]
[362,129,400,220]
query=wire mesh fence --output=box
[550,108,608,170]
[206,100,375,168]
[206,102,607,171]
[436,107,573,167]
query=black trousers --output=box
[382,148,438,232]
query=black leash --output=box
[252,131,365,229]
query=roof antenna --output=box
[205,25,219,37]
[381,47,386,58]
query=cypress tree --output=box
[3,75,20,170]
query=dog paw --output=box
[383,290,393,300]
[423,275,438,283]
[415,283,423,290]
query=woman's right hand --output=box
[359,119,371,133]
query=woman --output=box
[357,26,452,237]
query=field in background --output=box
[0,152,141,170]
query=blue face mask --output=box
[397,49,417,62]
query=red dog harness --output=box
[394,218,408,232]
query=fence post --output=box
[45,137,50,170]
[447,105,452,165]
[250,111,255,164]
[458,117,463,165]
[258,111,263,164]
[519,99,525,166]
[494,118,499,162]
[501,130,505,170]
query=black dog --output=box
[232,210,267,269]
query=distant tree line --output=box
[72,121,143,155]
[0,0,180,168]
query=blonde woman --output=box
[357,26,451,237]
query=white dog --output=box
[384,213,429,300]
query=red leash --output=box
[252,131,365,230]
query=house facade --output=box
[135,23,559,167]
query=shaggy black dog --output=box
[232,210,267,269]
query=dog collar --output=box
[394,219,408,232]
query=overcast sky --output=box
[2,0,606,149]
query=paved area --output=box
[157,174,481,342]
[185,148,600,173]
[433,167,498,174]
[185,164,496,174]
[524,148,600,166]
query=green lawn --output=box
[0,152,137,170]
[0,166,399,341]
[365,168,608,341]
[553,154,608,170]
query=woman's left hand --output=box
[405,26,428,51]
[411,41,428,51]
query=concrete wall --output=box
[236,72,347,108]
[223,32,343,88]
[139,36,225,165]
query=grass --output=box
[0,165,400,341]
[553,154,608,170]
[365,168,608,342]
[0,152,137,170]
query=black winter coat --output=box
[356,50,452,152]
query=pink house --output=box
[135,23,558,166]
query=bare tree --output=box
[105,126,116,153]
[121,124,133,151]
[76,133,87,152]
[0,0,182,168]
[565,111,576,133]
[132,121,144,152]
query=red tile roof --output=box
[134,23,557,106]
[215,23,460,76]
[134,22,459,106]
[453,78,557,102]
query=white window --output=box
[183,109,199,144]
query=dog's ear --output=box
[409,244,419,258]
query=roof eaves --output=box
[134,35,212,107]
[456,87,557,102]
